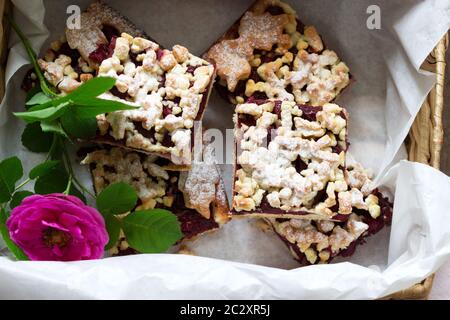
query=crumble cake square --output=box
[231,99,353,220]
[33,2,216,165]
[204,0,351,106]
[82,146,229,255]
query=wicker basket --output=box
[0,0,447,300]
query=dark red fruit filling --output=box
[158,74,166,89]
[21,69,37,92]
[156,173,219,239]
[186,66,198,75]
[298,105,322,122]
[272,100,282,117]
[89,37,116,64]
[129,51,143,67]
[89,27,119,64]
[162,105,172,118]
[267,5,285,16]
[109,86,130,100]
[102,25,120,42]
[57,42,82,71]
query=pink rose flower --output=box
[6,194,108,261]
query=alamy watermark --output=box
[366,5,381,30]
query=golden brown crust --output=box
[213,177,231,225]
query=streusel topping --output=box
[233,100,348,218]
[95,33,214,164]
[269,213,368,264]
[39,31,214,165]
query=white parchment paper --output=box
[1,0,450,299]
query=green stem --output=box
[46,134,59,161]
[7,16,58,98]
[63,175,72,195]
[60,140,95,199]
[15,178,31,191]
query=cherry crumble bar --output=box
[267,191,392,265]
[232,99,354,220]
[33,1,216,165]
[82,147,230,255]
[266,163,393,265]
[204,0,351,105]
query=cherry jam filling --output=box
[155,172,219,239]
[162,105,172,117]
[244,96,268,105]
[21,69,37,92]
[158,74,166,89]
[102,25,120,42]
[89,26,120,64]
[266,5,285,16]
[57,42,82,72]
[89,37,117,64]
[109,86,130,100]
[298,104,322,121]
[156,49,164,60]
[272,100,282,117]
[133,123,174,148]
[186,65,199,75]
[129,51,143,66]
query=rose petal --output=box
[6,194,108,261]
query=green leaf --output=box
[68,185,86,204]
[41,120,68,138]
[122,209,182,253]
[73,98,138,118]
[25,86,42,109]
[96,182,138,217]
[8,16,58,98]
[0,157,24,203]
[27,98,60,112]
[29,160,60,179]
[14,100,70,123]
[0,208,29,260]
[21,123,54,153]
[10,191,34,209]
[105,216,121,250]
[26,92,52,106]
[61,107,98,139]
[34,167,68,194]
[65,76,116,101]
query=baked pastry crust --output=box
[231,100,354,220]
[204,0,351,106]
[82,146,230,255]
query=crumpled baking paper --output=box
[0,0,450,299]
